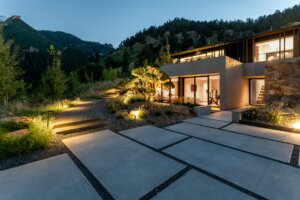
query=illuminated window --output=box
[255,36,294,62]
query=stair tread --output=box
[54,120,103,132]
[55,123,105,134]
[53,118,101,129]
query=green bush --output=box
[0,117,52,159]
[154,109,163,116]
[129,94,146,103]
[106,98,128,114]
[164,107,173,115]
[243,102,283,124]
[115,110,129,119]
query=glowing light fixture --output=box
[132,110,140,120]
[292,122,300,130]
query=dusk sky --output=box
[0,0,299,47]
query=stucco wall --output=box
[222,57,249,110]
[265,58,300,106]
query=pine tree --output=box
[158,39,172,66]
[0,25,24,108]
[41,45,66,100]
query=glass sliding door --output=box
[184,78,195,104]
[209,75,220,107]
[250,79,265,105]
[195,77,208,105]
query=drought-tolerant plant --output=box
[123,66,173,102]
[0,117,52,159]
[106,98,128,113]
[0,121,28,135]
[243,102,284,124]
[164,106,173,115]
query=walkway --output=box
[1,111,300,200]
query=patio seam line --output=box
[139,166,191,200]
[65,147,115,200]
[159,136,192,151]
[183,121,298,146]
[162,127,298,168]
[218,122,233,129]
[198,116,232,123]
[116,131,266,199]
[290,145,300,166]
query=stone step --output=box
[54,120,105,135]
[53,118,101,129]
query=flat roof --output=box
[172,23,300,57]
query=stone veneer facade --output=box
[265,58,300,107]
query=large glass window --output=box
[250,79,265,105]
[195,77,208,105]
[184,78,195,103]
[255,36,294,62]
[209,75,220,107]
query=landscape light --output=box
[132,110,140,120]
[292,122,300,130]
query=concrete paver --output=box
[223,123,300,145]
[0,154,100,200]
[200,111,232,122]
[183,117,230,128]
[119,125,187,149]
[153,169,255,200]
[63,130,185,200]
[166,122,293,162]
[164,138,300,200]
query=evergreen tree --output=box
[41,45,66,100]
[68,71,81,96]
[122,49,130,75]
[0,25,24,108]
[158,39,172,66]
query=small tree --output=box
[0,25,24,108]
[41,45,66,100]
[124,66,173,102]
[158,39,172,66]
[102,67,118,81]
[68,71,81,96]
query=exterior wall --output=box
[222,57,249,110]
[162,56,250,110]
[243,62,265,77]
[161,56,226,77]
[265,57,300,106]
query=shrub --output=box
[106,98,128,114]
[115,110,129,119]
[164,107,173,115]
[154,108,163,116]
[130,94,146,103]
[243,102,283,124]
[0,117,52,159]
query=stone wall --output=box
[265,58,300,107]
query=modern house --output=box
[160,24,300,110]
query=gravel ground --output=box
[0,99,194,171]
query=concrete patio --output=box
[1,111,300,200]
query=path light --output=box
[132,110,140,120]
[292,122,300,130]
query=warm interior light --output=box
[292,122,300,130]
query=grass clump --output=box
[0,117,52,160]
[0,121,28,135]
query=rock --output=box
[8,129,30,137]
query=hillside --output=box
[106,4,300,68]
[3,16,114,54]
[0,16,114,85]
